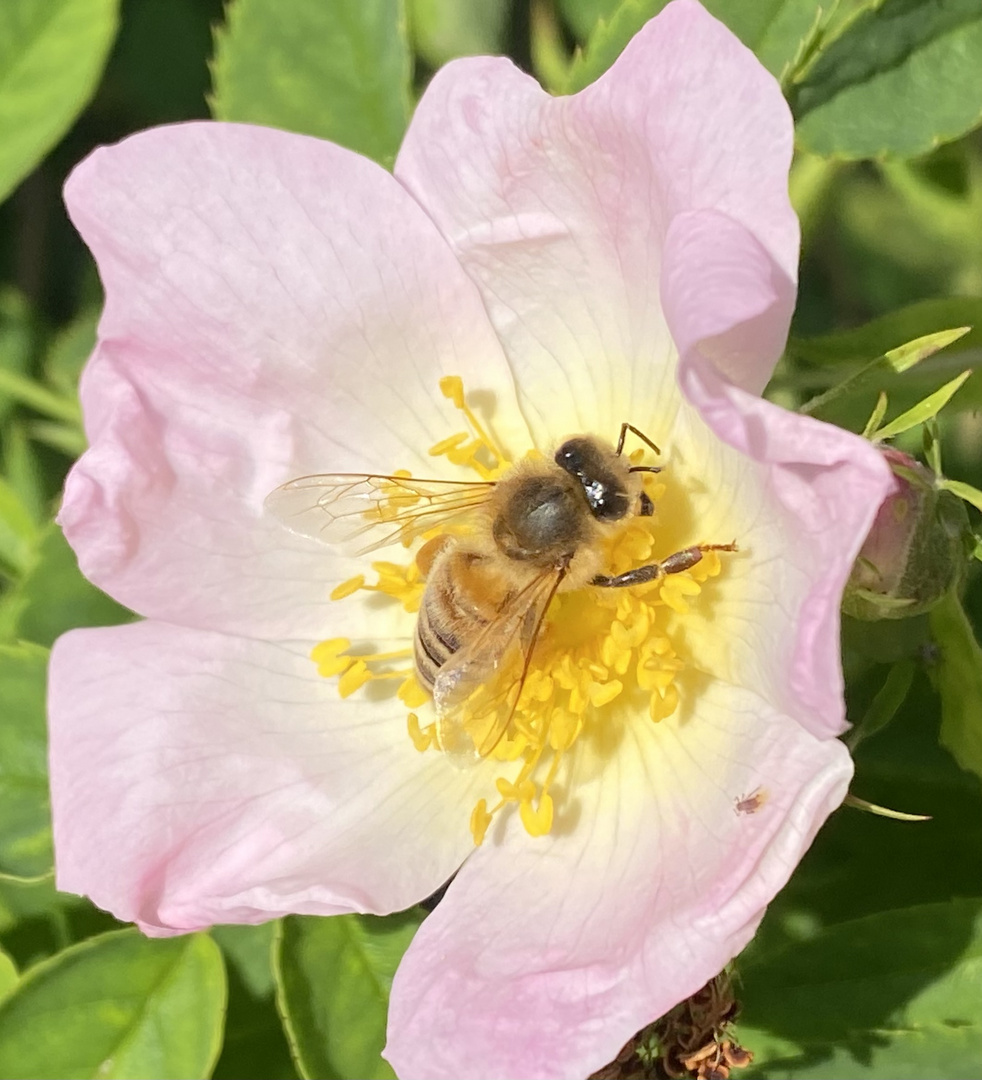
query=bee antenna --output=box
[629,465,662,474]
[616,422,661,458]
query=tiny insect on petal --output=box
[734,787,769,815]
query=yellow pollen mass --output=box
[311,378,729,847]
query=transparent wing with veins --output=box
[264,473,495,555]
[434,565,567,768]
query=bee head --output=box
[554,437,631,522]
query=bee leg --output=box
[591,542,737,588]
[639,491,654,517]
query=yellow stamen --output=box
[399,674,430,708]
[330,576,365,601]
[348,649,407,664]
[650,683,680,722]
[310,638,353,677]
[428,432,469,457]
[549,710,582,752]
[520,793,554,838]
[693,548,722,580]
[492,732,528,760]
[434,374,509,478]
[589,679,623,707]
[470,798,494,845]
[659,574,702,614]
[337,660,371,698]
[408,712,437,752]
[496,776,536,803]
[439,374,466,408]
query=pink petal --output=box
[660,209,796,395]
[395,0,797,444]
[644,177,892,739]
[385,681,852,1080]
[674,359,892,738]
[62,122,527,639]
[48,621,490,933]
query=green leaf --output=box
[0,523,133,647]
[0,476,39,577]
[0,368,81,429]
[861,391,889,439]
[0,929,226,1079]
[0,289,33,425]
[562,0,666,94]
[797,326,970,417]
[938,478,982,515]
[274,910,423,1080]
[738,900,982,1078]
[212,924,299,1080]
[0,642,52,881]
[788,149,843,238]
[779,299,982,434]
[787,298,982,368]
[0,0,120,205]
[871,369,972,441]
[922,417,943,477]
[558,0,620,41]
[757,0,843,86]
[0,948,16,1002]
[0,876,120,971]
[531,0,574,92]
[792,0,982,160]
[211,0,412,168]
[212,923,277,1000]
[96,0,217,126]
[877,156,982,264]
[44,304,98,397]
[929,591,982,785]
[884,325,972,374]
[0,366,80,424]
[24,419,87,457]
[846,659,916,751]
[706,0,835,78]
[561,0,861,94]
[745,656,982,947]
[1,421,44,526]
[409,0,511,67]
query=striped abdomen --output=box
[413,545,506,693]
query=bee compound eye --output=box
[594,489,629,522]
[554,441,578,469]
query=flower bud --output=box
[843,448,970,620]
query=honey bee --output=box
[266,423,735,765]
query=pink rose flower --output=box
[48,2,893,1077]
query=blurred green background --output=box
[0,1,980,1078]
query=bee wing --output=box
[264,473,495,555]
[434,565,567,768]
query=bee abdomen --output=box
[414,597,462,692]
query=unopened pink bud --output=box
[844,448,970,620]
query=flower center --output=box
[314,377,725,845]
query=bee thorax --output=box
[491,475,585,564]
